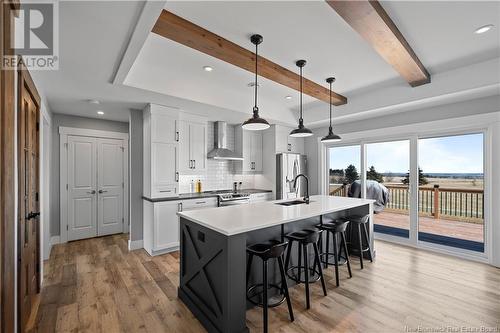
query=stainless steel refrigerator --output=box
[276,153,308,200]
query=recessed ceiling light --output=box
[285,95,292,100]
[97,111,104,115]
[474,24,494,34]
[88,99,100,105]
[203,66,213,72]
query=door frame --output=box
[59,127,129,243]
[1,2,19,331]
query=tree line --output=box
[330,165,428,185]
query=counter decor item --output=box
[190,179,195,193]
[196,179,202,193]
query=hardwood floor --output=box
[30,234,500,333]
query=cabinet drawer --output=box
[181,197,218,210]
[152,185,177,197]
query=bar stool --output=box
[284,229,327,309]
[316,219,352,287]
[345,215,373,269]
[246,240,294,333]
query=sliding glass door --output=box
[418,133,484,252]
[325,131,487,256]
[366,140,411,238]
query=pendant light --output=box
[242,34,270,131]
[290,60,313,137]
[321,77,341,142]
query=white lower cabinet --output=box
[143,197,217,256]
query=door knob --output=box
[98,190,108,194]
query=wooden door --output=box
[97,138,124,236]
[67,135,98,241]
[18,63,41,332]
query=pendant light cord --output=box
[329,80,333,129]
[254,42,258,112]
[299,66,303,120]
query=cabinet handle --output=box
[175,131,179,142]
[193,160,196,169]
[159,190,172,193]
[86,190,96,194]
[195,201,205,204]
[178,202,183,212]
[189,160,192,169]
[175,172,179,182]
[98,190,108,194]
[287,143,291,151]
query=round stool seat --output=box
[285,228,321,244]
[247,240,287,261]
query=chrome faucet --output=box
[294,174,310,204]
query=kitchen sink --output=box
[275,200,309,206]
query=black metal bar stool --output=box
[345,215,373,269]
[284,229,327,309]
[316,219,352,287]
[246,240,294,333]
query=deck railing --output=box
[329,183,484,221]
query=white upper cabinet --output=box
[177,119,207,173]
[152,112,178,144]
[235,127,263,173]
[274,125,304,154]
[143,104,180,198]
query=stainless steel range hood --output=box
[207,121,243,161]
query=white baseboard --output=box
[128,239,144,251]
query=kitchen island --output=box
[177,195,374,333]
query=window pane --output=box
[366,140,410,238]
[328,145,360,197]
[418,133,484,252]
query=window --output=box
[328,145,360,197]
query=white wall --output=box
[129,110,143,242]
[305,106,500,267]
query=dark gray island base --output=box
[177,196,373,333]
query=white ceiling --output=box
[30,1,500,126]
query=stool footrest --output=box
[285,266,321,283]
[246,284,286,308]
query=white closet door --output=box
[67,136,97,241]
[97,138,124,236]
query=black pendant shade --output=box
[321,77,341,142]
[290,60,313,138]
[242,34,270,131]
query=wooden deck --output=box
[374,211,484,242]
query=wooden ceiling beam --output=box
[326,0,430,87]
[152,10,347,106]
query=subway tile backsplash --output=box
[179,122,256,193]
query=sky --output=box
[329,133,484,174]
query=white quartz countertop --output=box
[177,195,374,236]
